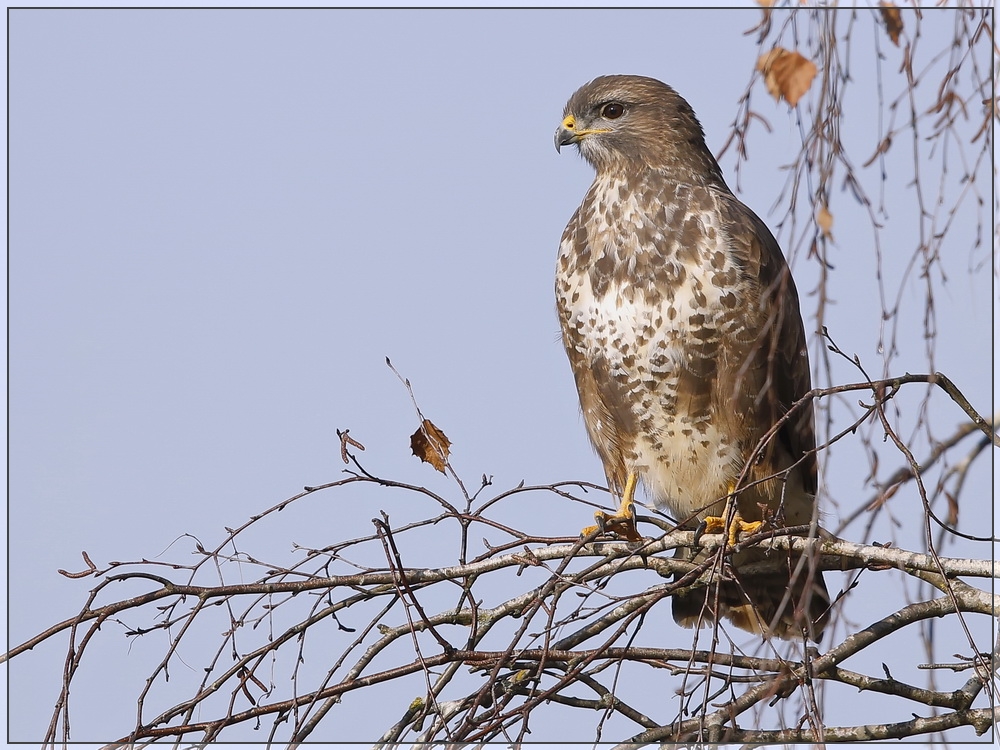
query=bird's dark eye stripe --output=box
[601,102,626,119]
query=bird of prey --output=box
[554,74,829,640]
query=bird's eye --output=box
[601,103,625,120]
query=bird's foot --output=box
[582,502,641,541]
[581,472,643,542]
[695,511,764,548]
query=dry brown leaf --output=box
[817,205,834,240]
[880,1,903,46]
[410,419,451,473]
[944,491,958,526]
[757,47,817,107]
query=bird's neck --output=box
[596,163,729,195]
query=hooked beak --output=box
[555,114,609,153]
[555,115,579,153]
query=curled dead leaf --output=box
[817,205,834,240]
[880,1,903,47]
[757,47,817,107]
[410,419,451,473]
[944,491,958,526]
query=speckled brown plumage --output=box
[555,75,828,640]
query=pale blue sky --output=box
[6,5,994,745]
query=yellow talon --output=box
[727,516,764,546]
[582,472,642,541]
[697,485,764,547]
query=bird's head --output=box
[555,74,722,180]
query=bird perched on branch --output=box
[554,74,829,640]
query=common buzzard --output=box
[555,75,829,640]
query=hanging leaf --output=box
[757,47,817,107]
[880,2,903,47]
[410,419,451,473]
[817,205,834,240]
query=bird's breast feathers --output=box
[557,174,748,353]
[555,174,753,515]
